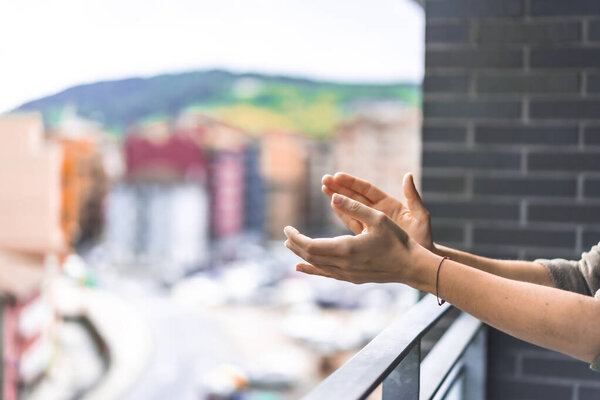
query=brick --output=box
[531,48,600,69]
[487,332,537,377]
[488,329,544,352]
[524,248,579,260]
[424,150,520,170]
[530,0,600,17]
[425,100,521,119]
[426,0,523,19]
[529,204,600,224]
[477,73,579,94]
[430,223,464,243]
[426,22,470,43]
[586,72,600,93]
[422,125,467,143]
[426,200,519,220]
[584,126,600,145]
[478,21,580,44]
[487,352,517,377]
[473,176,577,197]
[529,151,600,172]
[522,357,598,380]
[581,387,600,400]
[421,0,600,394]
[584,178,600,197]
[475,125,578,145]
[473,227,575,248]
[471,247,521,259]
[590,21,600,42]
[487,378,572,400]
[530,100,600,120]
[422,175,467,194]
[426,48,523,69]
[423,74,469,93]
[583,229,600,249]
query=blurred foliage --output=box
[16,69,420,138]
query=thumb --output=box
[332,204,364,234]
[403,173,429,219]
[332,193,382,226]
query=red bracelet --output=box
[436,256,450,306]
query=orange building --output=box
[259,131,310,239]
[56,137,106,247]
[49,112,109,248]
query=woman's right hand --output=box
[322,172,434,251]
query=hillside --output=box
[15,69,420,138]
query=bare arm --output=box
[416,249,600,363]
[323,172,553,287]
[432,243,553,287]
[284,194,600,364]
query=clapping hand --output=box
[284,193,428,285]
[321,172,434,251]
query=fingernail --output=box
[296,265,304,272]
[283,226,297,235]
[332,193,343,205]
[284,241,291,249]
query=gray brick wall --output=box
[421,0,600,398]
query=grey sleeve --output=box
[536,243,600,373]
[535,242,600,299]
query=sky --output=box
[0,0,424,113]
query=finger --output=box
[285,240,345,267]
[321,174,334,187]
[295,263,338,279]
[323,185,365,234]
[283,226,350,256]
[323,175,373,206]
[321,184,334,199]
[333,172,388,204]
[333,206,364,234]
[296,263,370,284]
[331,193,384,226]
[403,173,429,220]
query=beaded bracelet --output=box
[436,256,450,306]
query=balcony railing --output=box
[303,295,486,400]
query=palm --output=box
[381,198,430,247]
[322,173,433,250]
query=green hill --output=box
[14,69,420,138]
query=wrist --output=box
[406,244,442,293]
[432,243,450,257]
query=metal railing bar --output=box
[302,296,451,400]
[462,327,487,400]
[382,342,420,400]
[419,313,482,400]
[431,363,464,400]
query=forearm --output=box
[433,243,553,287]
[413,249,600,363]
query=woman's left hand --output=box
[284,193,431,285]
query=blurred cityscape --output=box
[1,71,421,400]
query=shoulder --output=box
[580,242,600,297]
[581,242,600,267]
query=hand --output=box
[322,172,434,251]
[284,193,432,285]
